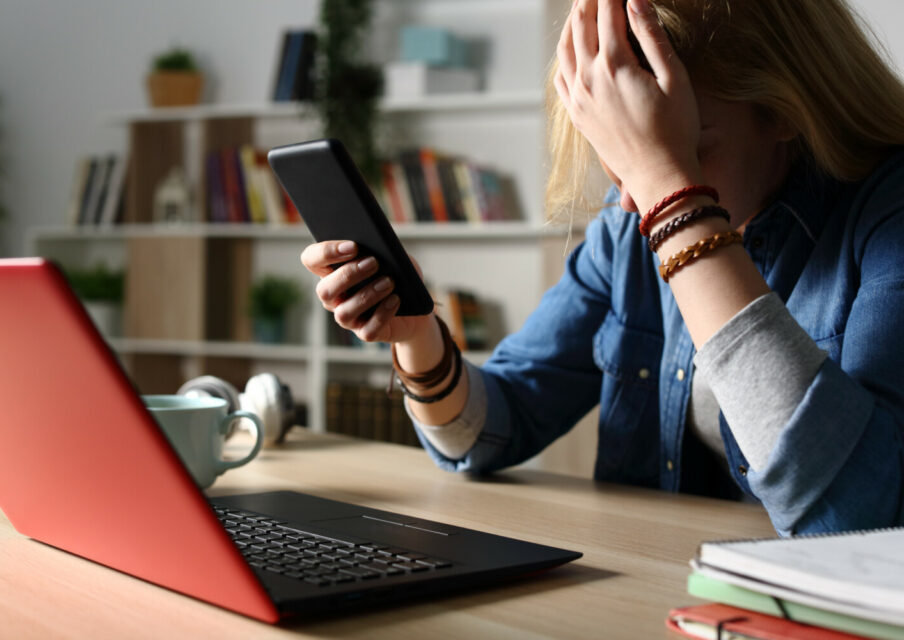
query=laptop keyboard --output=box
[213,506,453,587]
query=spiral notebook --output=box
[691,527,904,628]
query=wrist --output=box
[394,314,444,374]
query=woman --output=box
[301,0,904,536]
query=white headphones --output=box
[177,373,296,445]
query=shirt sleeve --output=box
[739,170,904,536]
[409,211,620,474]
[693,292,827,470]
[407,360,486,460]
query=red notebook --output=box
[666,603,867,640]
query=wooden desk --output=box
[0,430,775,638]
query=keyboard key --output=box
[396,552,428,561]
[304,577,331,587]
[417,558,453,569]
[392,561,429,572]
[339,566,380,579]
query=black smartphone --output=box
[268,138,434,316]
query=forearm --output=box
[647,191,772,349]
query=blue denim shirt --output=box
[417,152,904,536]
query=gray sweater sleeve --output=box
[406,360,486,460]
[693,292,828,470]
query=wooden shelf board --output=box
[102,91,543,124]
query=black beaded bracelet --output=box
[392,341,463,404]
[647,205,731,252]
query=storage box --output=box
[401,26,469,67]
[385,61,480,98]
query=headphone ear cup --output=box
[242,373,293,445]
[176,375,241,412]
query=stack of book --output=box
[670,527,904,639]
[433,287,488,352]
[66,154,128,226]
[206,145,300,224]
[376,149,521,224]
[325,382,418,447]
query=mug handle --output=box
[215,410,264,472]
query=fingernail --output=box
[383,294,400,310]
[337,241,355,255]
[374,276,392,292]
[629,0,651,14]
[357,256,376,271]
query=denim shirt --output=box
[416,152,904,536]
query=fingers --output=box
[315,255,379,311]
[300,240,357,277]
[333,276,396,329]
[594,0,632,64]
[354,294,402,343]
[626,0,677,81]
[571,0,600,71]
[556,4,577,91]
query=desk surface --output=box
[0,430,775,639]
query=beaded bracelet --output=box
[639,185,719,237]
[658,230,743,282]
[647,205,731,252]
[389,316,463,404]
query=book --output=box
[87,155,116,225]
[76,157,100,225]
[96,155,127,226]
[272,30,318,101]
[66,156,93,226]
[695,528,904,624]
[418,148,449,222]
[667,603,866,640]
[398,150,433,222]
[687,572,904,640]
[239,145,267,223]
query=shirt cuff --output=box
[693,292,827,470]
[406,360,487,460]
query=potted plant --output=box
[64,264,126,337]
[249,275,302,344]
[317,0,383,182]
[146,47,203,107]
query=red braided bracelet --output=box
[638,185,719,237]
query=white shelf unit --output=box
[29,0,588,445]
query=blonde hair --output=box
[546,0,904,221]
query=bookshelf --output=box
[29,0,600,472]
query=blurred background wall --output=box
[0,0,902,257]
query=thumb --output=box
[627,0,677,81]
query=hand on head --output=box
[554,0,704,214]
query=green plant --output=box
[249,275,302,320]
[317,0,384,182]
[64,264,125,304]
[151,47,199,73]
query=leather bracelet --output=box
[392,341,463,404]
[391,316,454,388]
[659,230,743,282]
[639,185,719,237]
[647,205,731,252]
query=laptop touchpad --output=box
[312,515,460,539]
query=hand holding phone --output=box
[268,139,434,317]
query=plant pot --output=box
[253,316,286,344]
[146,71,203,107]
[84,301,122,338]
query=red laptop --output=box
[0,258,580,622]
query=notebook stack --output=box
[668,528,904,640]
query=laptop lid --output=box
[0,259,279,623]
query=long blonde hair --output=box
[546,0,904,221]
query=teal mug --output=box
[143,395,263,489]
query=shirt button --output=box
[676,369,686,381]
[666,460,674,471]
[738,465,748,476]
[638,368,651,380]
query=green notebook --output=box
[688,571,904,640]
